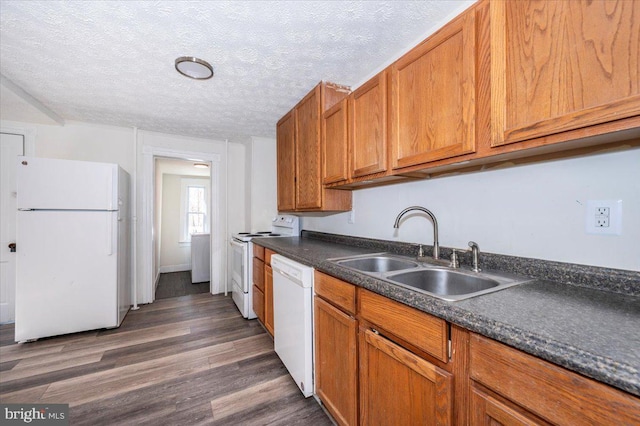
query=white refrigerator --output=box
[15,156,131,342]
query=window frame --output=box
[179,177,210,243]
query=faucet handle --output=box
[468,241,481,272]
[450,249,459,268]
[417,244,425,257]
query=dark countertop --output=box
[255,235,640,397]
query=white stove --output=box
[232,215,301,243]
[229,215,300,318]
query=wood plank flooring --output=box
[155,271,210,300]
[0,293,333,425]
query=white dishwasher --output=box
[271,254,314,398]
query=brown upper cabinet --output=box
[277,81,352,212]
[349,70,388,179]
[276,110,296,211]
[389,7,477,170]
[489,0,640,148]
[322,98,349,185]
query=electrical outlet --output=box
[595,206,610,227]
[586,200,622,235]
[348,208,355,224]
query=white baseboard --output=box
[159,264,191,274]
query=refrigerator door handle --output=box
[106,214,114,256]
[107,168,115,210]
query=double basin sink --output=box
[330,253,532,301]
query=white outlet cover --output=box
[585,200,622,235]
[348,208,355,224]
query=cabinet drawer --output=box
[253,244,265,261]
[265,248,276,266]
[253,258,264,291]
[358,289,448,363]
[315,271,356,315]
[470,333,640,425]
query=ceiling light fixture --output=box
[175,56,214,80]
[194,162,209,169]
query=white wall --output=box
[302,147,640,272]
[5,120,135,174]
[250,136,277,231]
[227,142,247,235]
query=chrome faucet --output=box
[468,241,481,272]
[393,206,440,260]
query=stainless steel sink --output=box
[330,253,532,301]
[386,269,498,298]
[336,255,419,273]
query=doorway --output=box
[140,145,223,305]
[154,157,211,300]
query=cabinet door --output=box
[295,84,323,209]
[349,71,387,178]
[277,110,296,211]
[264,264,274,336]
[359,328,453,425]
[323,98,349,184]
[470,386,547,426]
[490,0,640,147]
[252,285,264,323]
[470,333,640,425]
[252,257,264,292]
[314,297,358,426]
[389,10,476,169]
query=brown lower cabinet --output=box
[469,333,640,426]
[312,271,640,426]
[359,327,453,425]
[264,262,274,335]
[314,272,358,426]
[314,297,358,426]
[253,245,275,337]
[252,245,265,324]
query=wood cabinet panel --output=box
[359,328,453,425]
[358,289,448,363]
[253,244,264,261]
[470,333,640,425]
[490,0,640,147]
[252,257,264,292]
[314,271,356,315]
[276,111,296,211]
[314,297,358,426]
[278,82,352,211]
[349,71,387,178]
[389,9,476,169]
[252,285,264,323]
[296,85,323,209]
[470,386,548,426]
[265,248,275,265]
[323,98,349,184]
[264,264,274,336]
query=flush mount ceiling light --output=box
[193,162,209,169]
[175,56,214,80]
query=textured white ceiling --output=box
[0,1,473,142]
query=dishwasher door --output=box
[271,254,314,397]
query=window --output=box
[187,185,206,235]
[180,178,210,242]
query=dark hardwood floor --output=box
[0,293,332,425]
[155,271,210,300]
